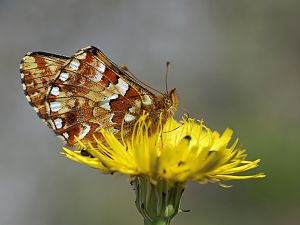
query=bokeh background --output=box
[1,0,299,225]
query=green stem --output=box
[132,176,185,225]
[144,218,170,225]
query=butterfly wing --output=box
[21,46,157,145]
[21,52,69,119]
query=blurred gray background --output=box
[1,0,299,225]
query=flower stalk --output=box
[133,176,184,225]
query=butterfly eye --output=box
[163,97,172,108]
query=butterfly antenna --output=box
[165,61,171,94]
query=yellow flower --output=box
[62,114,265,225]
[63,114,265,185]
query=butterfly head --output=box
[163,88,179,116]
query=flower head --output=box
[63,114,265,225]
[63,114,265,185]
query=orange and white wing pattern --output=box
[20,52,69,120]
[20,46,179,146]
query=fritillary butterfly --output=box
[20,46,178,145]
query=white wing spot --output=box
[124,114,136,122]
[32,106,39,113]
[100,94,118,111]
[91,71,103,82]
[62,132,69,139]
[54,118,63,129]
[69,59,80,70]
[25,95,31,102]
[115,79,129,96]
[142,95,153,105]
[108,113,115,124]
[50,102,62,112]
[50,86,60,96]
[59,72,69,82]
[98,63,106,73]
[100,102,111,111]
[79,123,91,140]
[22,83,27,91]
[129,100,141,114]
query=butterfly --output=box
[20,46,179,146]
